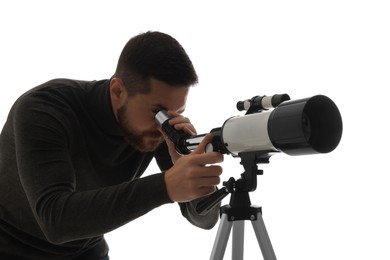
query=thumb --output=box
[192,133,213,154]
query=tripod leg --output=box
[251,212,277,260]
[232,221,245,260]
[210,214,233,260]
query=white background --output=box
[1,1,389,259]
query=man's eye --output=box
[152,108,164,116]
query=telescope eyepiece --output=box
[155,110,192,155]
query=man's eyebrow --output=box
[153,104,168,111]
[177,108,186,114]
[154,104,186,114]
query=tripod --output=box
[210,184,276,260]
[197,152,277,260]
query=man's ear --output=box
[109,78,128,119]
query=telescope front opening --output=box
[303,95,343,154]
[302,112,312,143]
[269,95,343,155]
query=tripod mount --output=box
[196,151,277,260]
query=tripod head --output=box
[196,151,271,215]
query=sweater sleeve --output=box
[12,92,172,244]
[154,142,221,230]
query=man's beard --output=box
[117,105,163,152]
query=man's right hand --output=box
[164,133,224,202]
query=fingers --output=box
[158,130,181,164]
[167,111,197,135]
[164,162,223,202]
[186,164,223,181]
[191,134,224,168]
[192,133,213,154]
[164,148,224,202]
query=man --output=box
[0,31,223,259]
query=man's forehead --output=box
[148,79,189,112]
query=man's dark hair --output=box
[113,31,198,95]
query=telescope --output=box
[156,94,342,259]
[155,94,342,157]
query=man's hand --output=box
[164,133,224,202]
